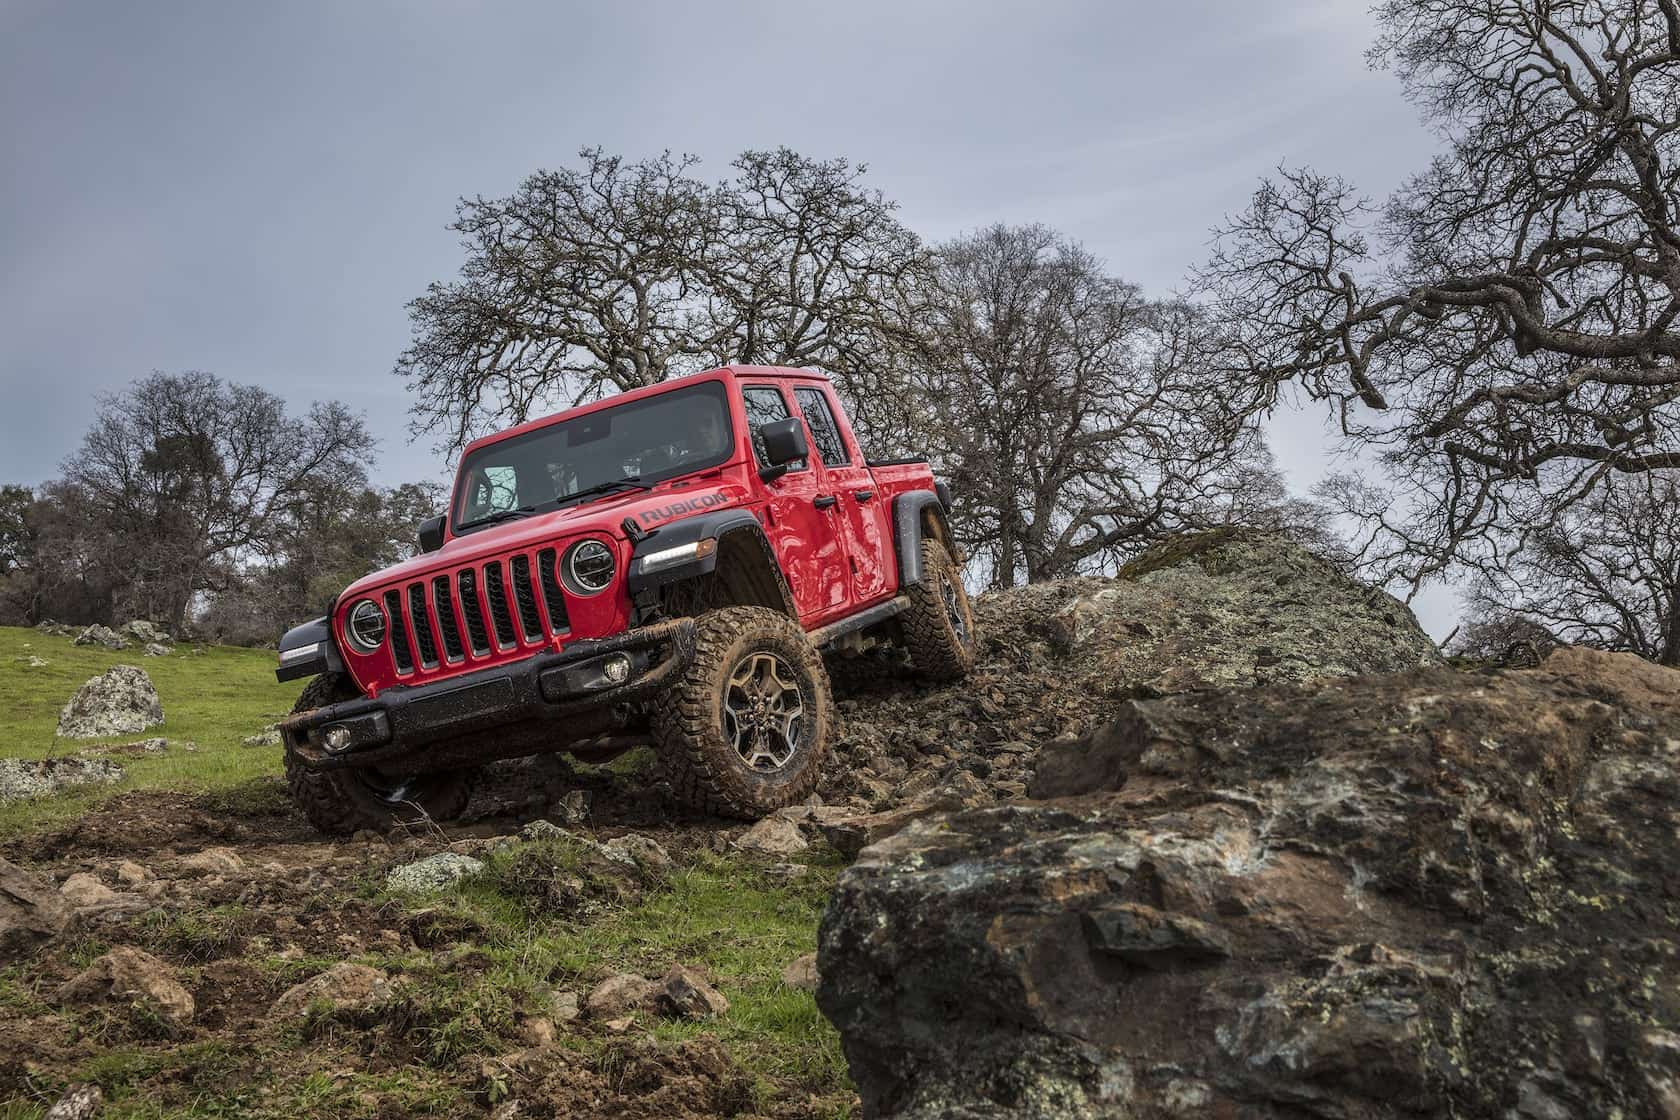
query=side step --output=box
[808,595,911,649]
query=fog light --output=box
[323,726,353,752]
[602,653,631,684]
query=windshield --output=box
[452,380,735,532]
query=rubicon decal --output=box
[637,492,730,526]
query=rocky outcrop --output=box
[818,648,1680,1119]
[55,665,164,738]
[117,620,170,646]
[72,624,126,650]
[0,758,125,803]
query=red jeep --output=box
[275,365,976,834]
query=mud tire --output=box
[654,606,834,819]
[283,673,478,836]
[901,536,977,682]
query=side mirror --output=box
[757,418,808,482]
[417,515,446,553]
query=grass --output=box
[0,625,303,836]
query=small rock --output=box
[386,852,484,893]
[602,832,672,872]
[141,642,172,657]
[519,1016,556,1046]
[15,655,49,667]
[585,972,658,1019]
[0,757,125,803]
[57,946,194,1027]
[180,847,245,877]
[56,665,163,738]
[0,857,70,955]
[732,817,808,856]
[117,620,171,645]
[603,1015,635,1033]
[518,819,566,842]
[781,952,819,992]
[764,862,808,882]
[271,962,392,1019]
[556,790,592,825]
[72,624,126,650]
[43,1083,102,1120]
[240,725,281,748]
[59,872,117,909]
[816,804,939,858]
[114,860,152,887]
[654,964,729,1019]
[551,989,581,1022]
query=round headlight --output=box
[345,598,387,653]
[563,540,615,595]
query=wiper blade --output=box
[554,476,651,506]
[456,505,537,531]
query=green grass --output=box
[0,625,303,836]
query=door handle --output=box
[813,495,838,510]
[853,489,875,502]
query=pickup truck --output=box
[274,365,976,834]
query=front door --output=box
[740,383,852,625]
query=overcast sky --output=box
[0,0,1459,631]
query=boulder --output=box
[654,965,729,1020]
[818,648,1680,1119]
[43,1084,102,1120]
[0,757,125,803]
[386,852,484,893]
[72,624,126,650]
[57,946,194,1028]
[272,962,393,1019]
[0,857,70,955]
[141,642,172,657]
[602,832,672,872]
[117,620,170,645]
[55,665,164,738]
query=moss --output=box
[1115,527,1245,581]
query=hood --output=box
[338,476,752,599]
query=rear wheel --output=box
[284,673,478,836]
[654,607,833,818]
[901,536,977,681]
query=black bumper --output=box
[282,619,695,772]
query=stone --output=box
[271,962,393,1019]
[781,952,819,992]
[141,642,172,657]
[72,624,126,650]
[240,725,281,747]
[55,665,163,738]
[555,789,592,825]
[815,804,940,859]
[0,856,70,955]
[519,1016,556,1046]
[117,620,170,645]
[15,655,49,667]
[816,647,1680,1119]
[179,847,245,877]
[654,965,729,1020]
[551,989,581,1022]
[57,946,194,1028]
[584,972,658,1019]
[386,851,484,892]
[43,1084,102,1120]
[0,758,125,803]
[59,872,116,909]
[602,832,672,872]
[731,816,808,856]
[115,860,152,887]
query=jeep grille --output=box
[377,553,572,677]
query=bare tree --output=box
[1463,470,1680,665]
[399,147,928,454]
[916,225,1255,587]
[1196,1,1680,590]
[62,372,374,633]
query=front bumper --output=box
[281,618,695,772]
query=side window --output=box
[794,388,850,467]
[742,386,806,471]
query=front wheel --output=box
[900,537,977,681]
[284,673,479,836]
[654,607,834,818]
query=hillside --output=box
[4,532,1668,1119]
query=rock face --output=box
[55,665,164,738]
[818,648,1680,1119]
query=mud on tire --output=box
[653,606,834,819]
[901,536,977,682]
[284,673,478,836]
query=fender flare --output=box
[276,615,346,683]
[892,489,954,587]
[626,508,795,615]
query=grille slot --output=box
[432,576,464,661]
[482,561,516,647]
[510,555,544,641]
[407,583,439,666]
[384,590,413,673]
[537,548,570,633]
[457,570,490,655]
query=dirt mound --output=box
[817,647,1680,1118]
